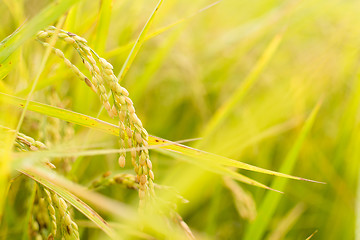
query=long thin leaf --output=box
[117,0,164,82]
[20,168,117,239]
[154,148,282,192]
[0,92,323,185]
[243,102,322,240]
[19,166,188,239]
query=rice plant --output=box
[1,0,358,239]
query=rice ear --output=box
[37,27,156,207]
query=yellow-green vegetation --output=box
[0,0,358,239]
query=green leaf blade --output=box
[243,102,322,240]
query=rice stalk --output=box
[36,26,155,207]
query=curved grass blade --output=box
[20,168,117,239]
[0,92,323,185]
[149,136,323,183]
[19,166,189,239]
[243,102,322,240]
[0,92,119,135]
[117,0,164,82]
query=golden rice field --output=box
[0,0,359,239]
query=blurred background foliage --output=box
[0,0,360,239]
